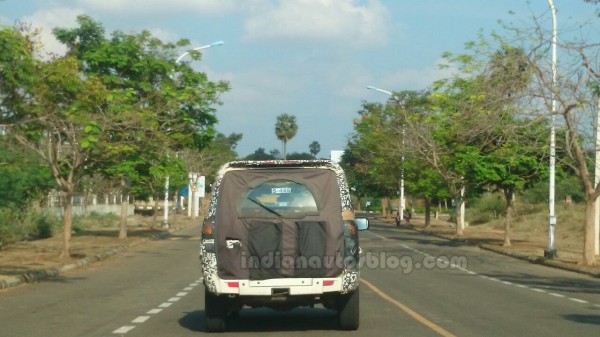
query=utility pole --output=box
[595,95,600,255]
[544,0,558,258]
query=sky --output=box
[1,1,597,158]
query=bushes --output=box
[0,207,60,246]
[521,176,584,204]
[466,193,507,225]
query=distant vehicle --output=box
[200,160,369,332]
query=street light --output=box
[545,0,558,258]
[162,40,224,228]
[175,40,225,63]
[366,85,406,222]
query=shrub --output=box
[0,206,60,245]
[466,193,506,225]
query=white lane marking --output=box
[368,231,387,239]
[569,298,589,304]
[109,272,204,334]
[373,227,600,309]
[113,326,136,334]
[132,316,150,323]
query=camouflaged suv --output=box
[200,160,368,332]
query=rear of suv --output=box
[200,160,368,332]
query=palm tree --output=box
[309,141,320,158]
[274,114,298,159]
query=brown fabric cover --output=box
[215,168,344,280]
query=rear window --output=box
[240,180,318,218]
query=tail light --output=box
[202,219,215,239]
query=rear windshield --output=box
[240,180,319,218]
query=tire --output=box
[205,288,227,332]
[338,288,360,330]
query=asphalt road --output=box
[1,219,599,337]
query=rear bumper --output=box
[200,246,360,296]
[212,276,344,296]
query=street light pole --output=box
[367,85,405,221]
[162,40,224,228]
[175,41,225,63]
[545,0,558,258]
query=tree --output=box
[498,6,600,264]
[1,16,229,257]
[244,148,275,161]
[274,114,298,159]
[53,16,229,238]
[178,132,241,219]
[345,101,403,217]
[269,148,281,159]
[309,141,321,158]
[0,27,110,257]
[0,137,55,209]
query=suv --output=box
[200,160,369,332]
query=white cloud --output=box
[244,0,390,48]
[21,8,85,58]
[77,0,237,16]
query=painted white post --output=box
[545,0,558,258]
[595,96,600,255]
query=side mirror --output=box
[355,217,369,231]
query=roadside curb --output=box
[381,219,600,278]
[477,243,600,278]
[0,223,190,290]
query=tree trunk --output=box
[424,198,431,227]
[119,177,129,239]
[455,198,464,236]
[153,197,159,226]
[381,197,389,217]
[60,192,73,258]
[584,198,597,265]
[503,188,514,247]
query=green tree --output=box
[53,15,229,238]
[309,141,320,158]
[501,6,600,264]
[286,152,314,160]
[0,34,110,257]
[244,148,275,161]
[345,101,403,217]
[274,114,298,159]
[0,137,55,208]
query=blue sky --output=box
[1,1,597,158]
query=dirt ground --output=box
[0,213,197,284]
[1,211,599,287]
[388,213,600,274]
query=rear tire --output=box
[205,288,227,332]
[338,288,360,330]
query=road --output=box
[1,218,599,336]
